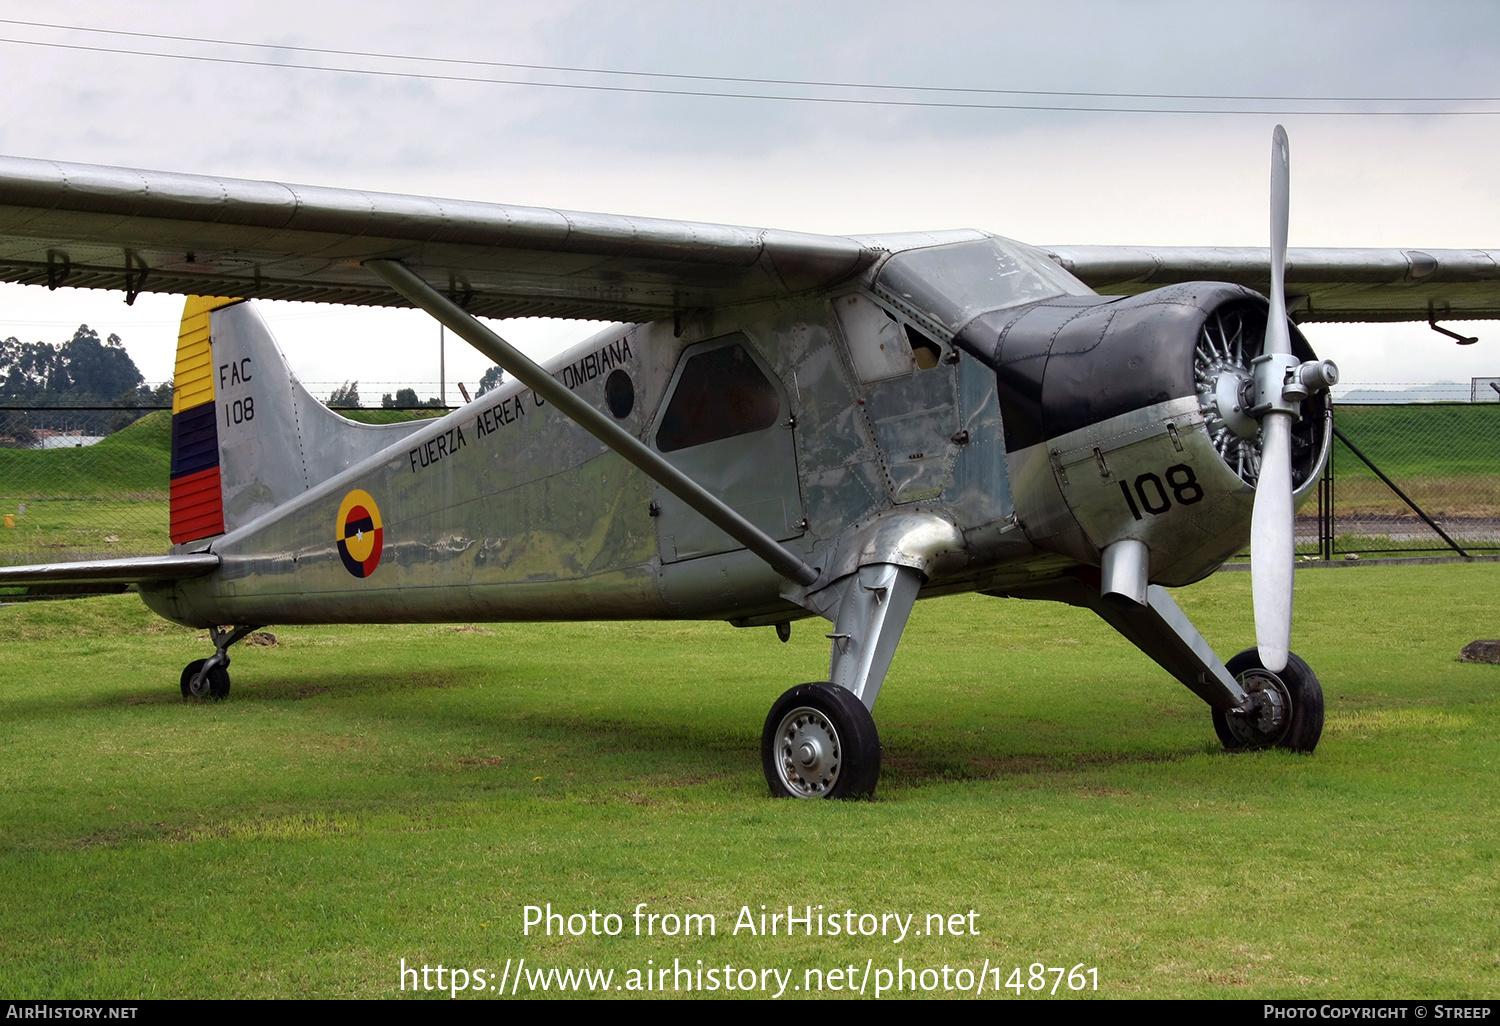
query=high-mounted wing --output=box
[1048,245,1500,323]
[5,154,1499,326]
[0,156,873,322]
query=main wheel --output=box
[1212,649,1324,753]
[180,659,231,700]
[762,683,880,799]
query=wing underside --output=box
[0,156,873,322]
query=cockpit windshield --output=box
[875,236,1092,334]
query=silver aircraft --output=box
[1,128,1495,797]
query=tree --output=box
[0,410,34,448]
[0,326,151,437]
[62,327,143,399]
[143,381,174,406]
[380,387,443,409]
[327,381,361,408]
[0,326,145,402]
[0,336,63,398]
[476,366,505,397]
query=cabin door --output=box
[650,333,805,561]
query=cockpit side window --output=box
[834,293,946,382]
[655,338,780,453]
[904,323,942,369]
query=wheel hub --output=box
[774,706,841,798]
[1225,668,1292,748]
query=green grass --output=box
[0,498,170,566]
[0,410,172,498]
[1333,404,1500,481]
[336,408,448,425]
[0,414,174,565]
[1328,405,1500,520]
[0,564,1496,998]
[1332,405,1500,517]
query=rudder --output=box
[169,296,237,545]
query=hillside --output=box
[0,410,172,498]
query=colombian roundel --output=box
[336,489,383,579]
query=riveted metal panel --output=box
[861,368,961,503]
[147,319,671,627]
[944,355,1012,526]
[1044,396,1256,586]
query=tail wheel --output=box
[761,683,880,799]
[180,659,231,700]
[1213,649,1324,753]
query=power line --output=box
[1,16,1495,105]
[1,28,1496,116]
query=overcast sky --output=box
[2,0,1499,397]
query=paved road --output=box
[1295,514,1499,545]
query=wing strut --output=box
[365,258,820,587]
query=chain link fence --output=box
[1296,403,1500,559]
[2,395,1496,579]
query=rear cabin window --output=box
[656,340,780,453]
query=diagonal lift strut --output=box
[365,258,820,586]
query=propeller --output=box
[1251,125,1295,673]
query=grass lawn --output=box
[1333,405,1500,521]
[0,413,171,566]
[0,563,1496,999]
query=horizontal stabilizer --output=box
[0,554,219,586]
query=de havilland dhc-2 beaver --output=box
[1,128,1494,797]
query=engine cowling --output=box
[955,282,1330,586]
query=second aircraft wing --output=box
[1046,244,1500,322]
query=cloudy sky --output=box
[2,0,1499,399]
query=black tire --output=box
[1212,649,1324,753]
[761,683,880,799]
[180,659,206,699]
[180,659,231,700]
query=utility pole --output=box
[439,324,446,407]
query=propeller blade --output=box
[1252,124,1294,673]
[1252,410,1294,672]
[1266,125,1291,357]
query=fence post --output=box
[1319,411,1335,561]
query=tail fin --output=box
[169,298,428,548]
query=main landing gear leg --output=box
[762,563,923,799]
[180,623,261,700]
